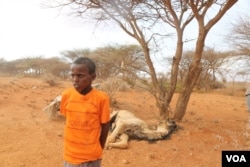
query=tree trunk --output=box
[173,63,202,120]
[173,27,206,120]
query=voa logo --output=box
[222,151,250,167]
[226,155,246,163]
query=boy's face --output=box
[70,63,96,93]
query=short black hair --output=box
[73,57,96,74]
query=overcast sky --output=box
[0,0,249,61]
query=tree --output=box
[42,57,70,79]
[172,0,237,120]
[61,49,91,63]
[46,0,237,121]
[225,14,250,82]
[15,56,45,76]
[59,45,146,80]
[0,59,18,75]
[90,45,146,80]
[179,48,230,91]
[227,15,250,56]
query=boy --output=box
[60,57,110,167]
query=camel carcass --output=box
[42,95,61,119]
[42,97,177,148]
[105,110,177,149]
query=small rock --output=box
[122,159,129,164]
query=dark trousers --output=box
[63,159,101,167]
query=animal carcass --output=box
[105,110,177,149]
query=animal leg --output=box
[108,133,129,149]
[105,120,126,149]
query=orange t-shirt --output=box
[60,87,110,164]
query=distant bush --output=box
[211,81,225,89]
[100,77,130,92]
[42,75,59,86]
[99,77,130,106]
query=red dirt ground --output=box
[0,76,249,167]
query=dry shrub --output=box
[213,82,247,96]
[99,77,130,106]
[211,81,225,89]
[100,77,130,92]
[42,74,60,86]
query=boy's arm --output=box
[100,121,110,149]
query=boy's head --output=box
[73,57,96,74]
[70,57,96,93]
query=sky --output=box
[0,0,249,62]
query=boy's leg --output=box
[64,159,101,167]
